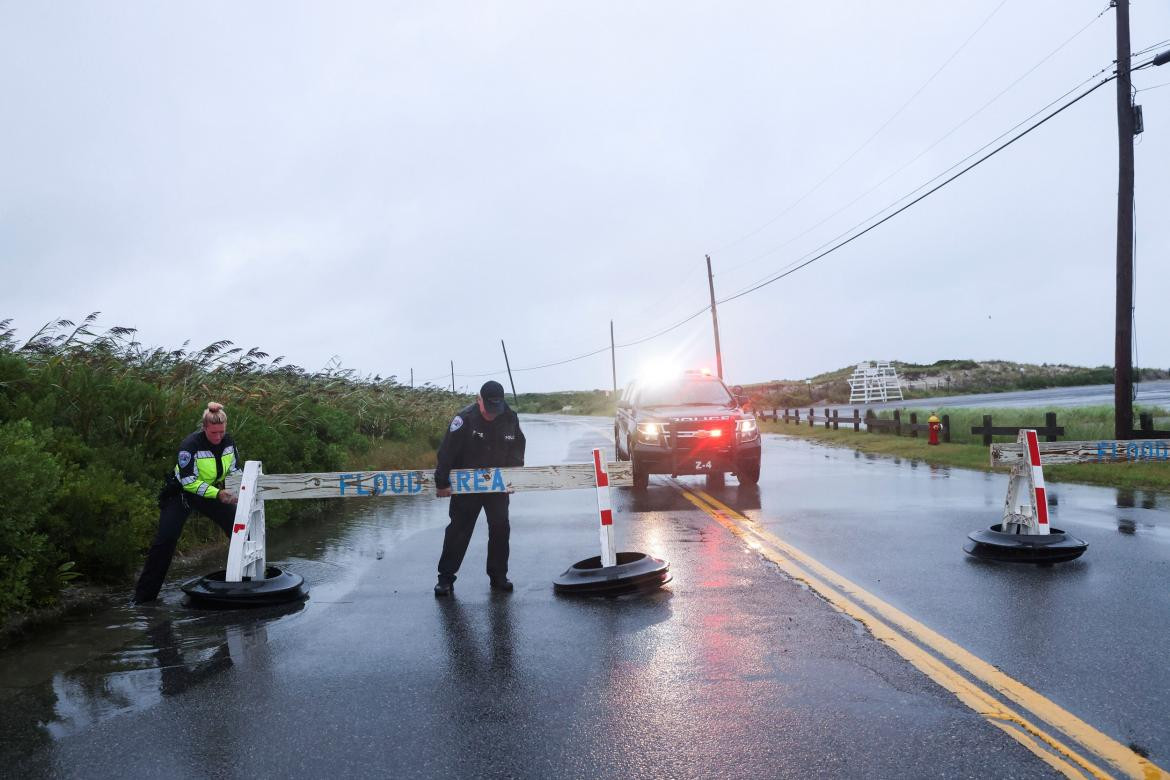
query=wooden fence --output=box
[758,407,950,441]
[971,412,1063,446]
[1135,412,1170,439]
[760,407,1170,444]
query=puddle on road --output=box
[0,499,442,748]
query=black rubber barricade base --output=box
[181,566,308,608]
[963,524,1088,564]
[553,552,670,595]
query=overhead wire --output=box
[717,2,1114,284]
[720,48,1170,306]
[1132,38,1170,58]
[713,0,1011,259]
[420,64,1118,385]
[718,72,1124,306]
[418,37,1168,387]
[722,54,1135,302]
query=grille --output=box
[666,419,734,452]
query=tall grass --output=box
[868,405,1168,445]
[0,314,466,621]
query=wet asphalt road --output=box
[1,414,1166,778]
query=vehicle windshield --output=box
[637,378,734,407]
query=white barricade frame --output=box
[1000,430,1049,535]
[222,459,634,583]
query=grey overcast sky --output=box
[2,1,1168,393]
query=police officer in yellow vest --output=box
[134,402,241,603]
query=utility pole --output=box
[500,340,518,403]
[1114,0,1135,440]
[450,360,455,394]
[705,254,724,380]
[610,320,617,396]
[410,367,413,389]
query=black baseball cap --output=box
[479,380,508,414]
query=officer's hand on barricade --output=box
[436,487,452,498]
[218,490,238,505]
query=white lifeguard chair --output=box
[847,361,904,404]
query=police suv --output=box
[614,370,761,490]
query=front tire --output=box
[736,459,760,486]
[632,456,649,490]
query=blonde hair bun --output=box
[202,401,228,427]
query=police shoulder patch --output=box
[178,450,192,468]
[449,416,464,432]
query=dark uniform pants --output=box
[134,492,235,602]
[437,493,510,585]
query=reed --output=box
[0,314,465,620]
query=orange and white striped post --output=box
[592,448,617,567]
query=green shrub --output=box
[45,464,156,582]
[0,420,64,619]
[0,315,459,620]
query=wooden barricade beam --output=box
[990,439,1170,467]
[226,461,634,501]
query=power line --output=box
[713,0,1011,258]
[723,55,1129,300]
[421,304,712,382]
[717,1,1112,283]
[1133,38,1170,58]
[616,306,709,348]
[420,45,1167,387]
[718,74,1119,306]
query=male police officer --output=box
[433,380,526,596]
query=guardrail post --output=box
[982,414,993,446]
[865,409,875,433]
[853,408,860,432]
[794,408,800,424]
[1045,411,1059,442]
[942,414,951,443]
[1140,412,1152,435]
[808,408,814,428]
[833,409,839,430]
[824,408,831,429]
[894,409,902,436]
[910,412,918,438]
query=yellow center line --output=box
[678,485,1167,780]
